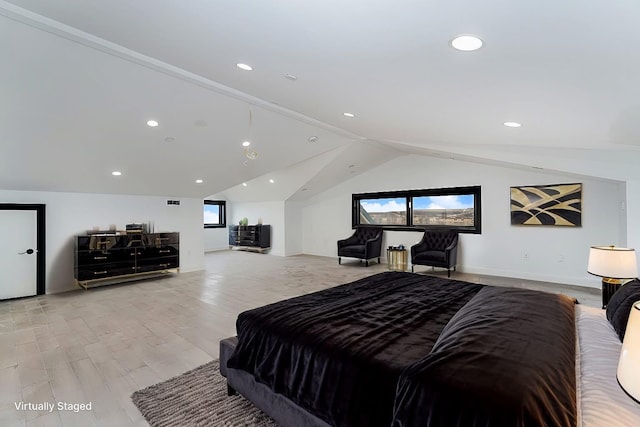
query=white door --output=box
[0,210,37,299]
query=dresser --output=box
[74,232,179,289]
[228,225,270,253]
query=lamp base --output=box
[602,277,623,309]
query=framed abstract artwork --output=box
[510,183,582,226]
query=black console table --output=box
[74,232,179,289]
[228,225,270,253]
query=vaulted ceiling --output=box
[2,1,639,200]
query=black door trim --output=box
[0,204,46,295]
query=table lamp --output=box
[618,301,640,403]
[587,246,638,309]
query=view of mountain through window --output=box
[412,195,475,227]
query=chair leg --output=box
[447,269,451,278]
[378,257,380,264]
[338,257,341,265]
[365,259,369,267]
[411,265,414,272]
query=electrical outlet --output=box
[524,253,529,261]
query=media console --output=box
[74,232,179,289]
[228,225,270,253]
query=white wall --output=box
[204,227,229,252]
[627,180,640,253]
[230,201,285,256]
[301,155,625,288]
[0,189,205,294]
[284,201,303,256]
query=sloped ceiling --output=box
[2,1,639,200]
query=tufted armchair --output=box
[411,230,459,277]
[337,227,383,266]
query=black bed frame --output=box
[220,337,330,427]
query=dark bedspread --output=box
[392,286,577,427]
[227,271,484,427]
[227,272,578,427]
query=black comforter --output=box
[227,272,577,427]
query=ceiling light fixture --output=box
[308,136,318,142]
[243,106,259,160]
[450,35,484,51]
[112,171,122,176]
[284,73,298,81]
[269,179,275,184]
[242,182,248,187]
[236,63,253,71]
[343,112,355,118]
[504,121,522,128]
[147,120,159,127]
[195,179,203,184]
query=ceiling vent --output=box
[167,200,180,206]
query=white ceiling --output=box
[2,0,639,199]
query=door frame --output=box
[0,203,46,295]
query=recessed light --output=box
[343,112,355,118]
[308,136,318,142]
[284,73,298,81]
[164,136,175,143]
[450,35,484,51]
[112,171,122,176]
[146,120,159,127]
[504,121,522,128]
[195,179,203,184]
[242,182,248,187]
[242,141,251,147]
[236,63,253,71]
[269,179,275,184]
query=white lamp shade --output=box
[588,246,638,279]
[618,301,640,402]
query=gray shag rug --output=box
[131,359,278,426]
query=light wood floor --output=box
[0,251,601,426]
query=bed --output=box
[219,271,640,427]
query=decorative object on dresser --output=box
[587,245,638,308]
[228,224,270,253]
[337,226,383,266]
[410,229,459,277]
[74,232,179,289]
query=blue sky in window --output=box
[204,205,220,223]
[360,198,406,213]
[413,195,474,209]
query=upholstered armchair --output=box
[337,227,383,266]
[411,230,459,277]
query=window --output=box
[358,197,407,226]
[204,200,226,228]
[353,186,481,233]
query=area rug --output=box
[131,359,278,426]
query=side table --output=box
[387,248,407,272]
